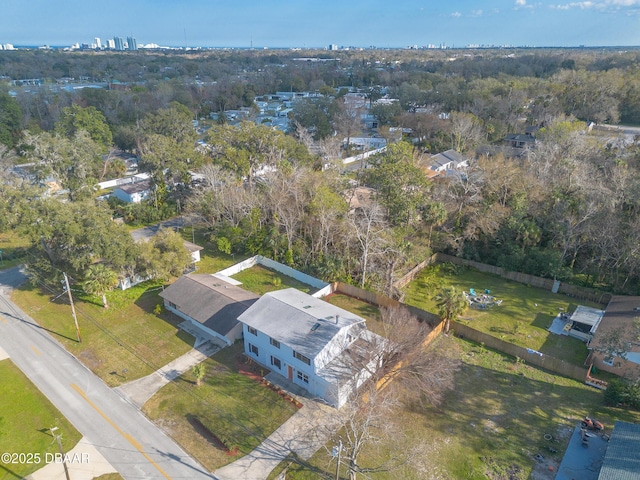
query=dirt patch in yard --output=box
[529,425,573,480]
[77,349,102,370]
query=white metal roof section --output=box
[237,288,366,359]
[570,305,605,333]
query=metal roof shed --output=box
[598,421,640,480]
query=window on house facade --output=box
[168,302,177,309]
[297,371,309,384]
[270,337,280,348]
[603,355,614,366]
[293,350,311,365]
[249,343,259,356]
[247,326,258,336]
[270,356,281,369]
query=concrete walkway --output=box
[115,339,225,408]
[0,345,8,361]
[214,398,339,480]
[26,437,117,480]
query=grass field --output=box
[231,265,315,296]
[403,264,602,365]
[279,337,640,480]
[323,293,386,335]
[10,281,194,386]
[177,226,249,274]
[0,360,82,480]
[0,232,29,271]
[143,343,298,472]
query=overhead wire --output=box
[23,262,302,455]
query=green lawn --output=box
[0,360,82,480]
[323,293,384,335]
[11,282,194,386]
[231,264,316,296]
[403,264,602,365]
[0,231,29,271]
[281,337,640,480]
[177,226,249,274]
[143,344,298,472]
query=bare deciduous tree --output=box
[349,201,389,288]
[316,306,460,479]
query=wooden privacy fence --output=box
[451,321,589,382]
[332,281,441,326]
[329,277,589,385]
[395,252,612,306]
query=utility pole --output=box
[333,439,342,480]
[63,272,81,342]
[50,427,71,480]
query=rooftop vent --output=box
[303,305,312,309]
[311,322,321,332]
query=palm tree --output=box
[192,363,206,386]
[434,286,468,333]
[83,264,118,309]
[421,202,447,248]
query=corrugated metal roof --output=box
[237,288,366,360]
[570,305,605,328]
[159,274,258,337]
[598,421,640,480]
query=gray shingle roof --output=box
[159,274,258,337]
[429,149,467,170]
[237,288,366,360]
[598,421,640,480]
[115,179,152,194]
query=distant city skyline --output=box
[2,0,640,48]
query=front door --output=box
[288,366,293,381]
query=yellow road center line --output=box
[31,345,41,356]
[70,383,172,480]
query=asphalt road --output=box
[0,267,217,480]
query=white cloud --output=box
[471,9,484,16]
[552,0,640,11]
[515,0,527,5]
[451,11,462,17]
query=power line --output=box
[17,250,308,457]
[30,273,291,450]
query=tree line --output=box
[2,48,640,297]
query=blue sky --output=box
[2,0,639,48]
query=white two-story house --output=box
[237,288,383,408]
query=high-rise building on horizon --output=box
[107,38,115,49]
[94,37,101,49]
[114,37,125,51]
[127,36,138,51]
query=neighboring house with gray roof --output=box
[422,149,469,178]
[237,288,384,407]
[113,179,152,203]
[598,421,640,479]
[588,296,640,380]
[159,274,258,345]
